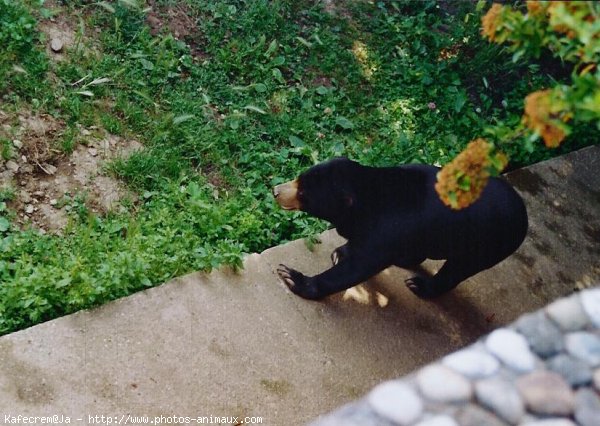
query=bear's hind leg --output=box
[405,258,487,299]
[394,255,426,269]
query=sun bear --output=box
[273,157,528,299]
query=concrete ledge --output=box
[310,287,600,426]
[0,146,599,424]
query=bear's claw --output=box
[276,264,320,300]
[330,245,350,266]
[331,250,340,266]
[405,276,438,299]
[277,264,299,289]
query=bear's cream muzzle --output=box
[273,179,301,210]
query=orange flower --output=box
[526,1,544,16]
[435,139,507,210]
[481,3,504,42]
[547,1,588,38]
[523,90,567,148]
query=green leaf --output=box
[87,77,111,86]
[457,174,471,191]
[335,116,354,130]
[253,83,267,93]
[0,217,9,232]
[272,68,285,84]
[140,58,154,70]
[265,39,278,57]
[448,191,458,209]
[489,153,507,175]
[173,114,194,125]
[56,277,72,288]
[96,1,116,13]
[270,56,285,66]
[296,37,313,48]
[23,298,35,308]
[454,93,467,113]
[40,8,52,18]
[288,135,305,147]
[316,86,329,95]
[243,105,267,114]
[133,90,154,104]
[107,222,126,234]
[118,0,140,9]
[512,50,525,63]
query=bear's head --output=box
[273,157,358,223]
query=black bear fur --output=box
[273,157,528,300]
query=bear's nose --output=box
[273,180,301,210]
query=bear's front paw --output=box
[277,264,320,300]
[405,276,441,299]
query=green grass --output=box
[0,0,596,334]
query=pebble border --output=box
[311,288,600,426]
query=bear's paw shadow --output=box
[332,264,493,338]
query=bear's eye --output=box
[297,189,305,200]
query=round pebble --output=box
[575,388,600,426]
[414,415,458,426]
[545,295,588,331]
[6,160,19,173]
[581,289,600,328]
[475,377,524,424]
[417,364,472,403]
[521,420,576,426]
[515,311,564,357]
[516,371,575,416]
[313,290,600,426]
[485,328,536,372]
[565,332,600,367]
[50,38,64,52]
[442,348,499,379]
[456,404,507,426]
[547,354,593,386]
[367,381,423,425]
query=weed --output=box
[0,0,48,99]
[0,138,13,160]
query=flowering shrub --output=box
[436,1,599,208]
[436,139,507,209]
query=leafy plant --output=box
[436,0,599,208]
[0,0,48,98]
[0,0,595,334]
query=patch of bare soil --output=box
[146,0,208,59]
[38,10,77,61]
[0,111,141,234]
[322,0,354,20]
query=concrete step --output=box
[1,145,599,425]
